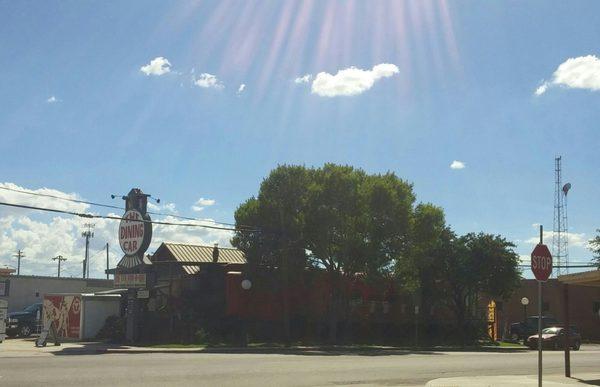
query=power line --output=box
[0,185,122,210]
[52,255,67,278]
[82,223,94,279]
[0,185,253,230]
[0,200,259,233]
[13,249,25,275]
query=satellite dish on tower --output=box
[562,183,571,196]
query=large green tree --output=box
[232,165,313,343]
[232,163,415,343]
[232,165,312,270]
[303,165,415,342]
[440,232,521,344]
[395,203,449,325]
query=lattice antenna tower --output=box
[552,156,571,276]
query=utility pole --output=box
[81,223,95,278]
[538,225,543,387]
[52,255,67,278]
[106,242,109,280]
[13,250,25,275]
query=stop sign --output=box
[531,244,553,281]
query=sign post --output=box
[531,225,553,387]
[115,188,153,343]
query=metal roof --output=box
[558,270,600,287]
[158,242,246,275]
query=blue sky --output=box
[1,1,600,277]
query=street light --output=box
[241,279,252,290]
[521,297,529,323]
[239,278,252,348]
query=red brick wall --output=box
[493,279,600,341]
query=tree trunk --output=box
[328,272,341,344]
[453,292,467,347]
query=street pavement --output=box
[1,339,599,386]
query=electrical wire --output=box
[0,200,259,233]
[0,185,122,210]
[0,185,256,230]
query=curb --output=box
[101,345,530,355]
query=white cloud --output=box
[0,183,89,214]
[0,183,232,277]
[140,57,171,76]
[525,231,589,248]
[519,254,531,264]
[46,96,58,103]
[237,83,246,94]
[535,55,600,95]
[294,74,312,84]
[534,83,548,96]
[191,197,216,212]
[194,73,224,89]
[450,160,466,170]
[311,63,399,97]
[147,202,177,214]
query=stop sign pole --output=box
[531,225,553,387]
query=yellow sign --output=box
[487,300,496,322]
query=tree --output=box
[395,203,448,338]
[232,165,312,270]
[231,165,313,343]
[304,164,415,342]
[588,230,600,269]
[440,232,521,344]
[233,163,416,343]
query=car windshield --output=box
[542,328,562,334]
[23,304,38,313]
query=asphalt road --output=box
[1,346,599,386]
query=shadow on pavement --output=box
[574,378,600,386]
[50,342,128,356]
[49,342,528,357]
[195,347,445,357]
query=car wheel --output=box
[573,341,580,351]
[20,325,32,338]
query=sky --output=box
[1,0,600,278]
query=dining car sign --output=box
[119,209,150,256]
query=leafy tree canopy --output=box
[588,230,600,269]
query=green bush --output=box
[96,315,125,342]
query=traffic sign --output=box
[531,243,553,282]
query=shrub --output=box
[96,315,125,342]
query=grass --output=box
[495,341,527,348]
[142,343,206,349]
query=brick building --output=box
[493,278,600,341]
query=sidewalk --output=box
[426,373,600,386]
